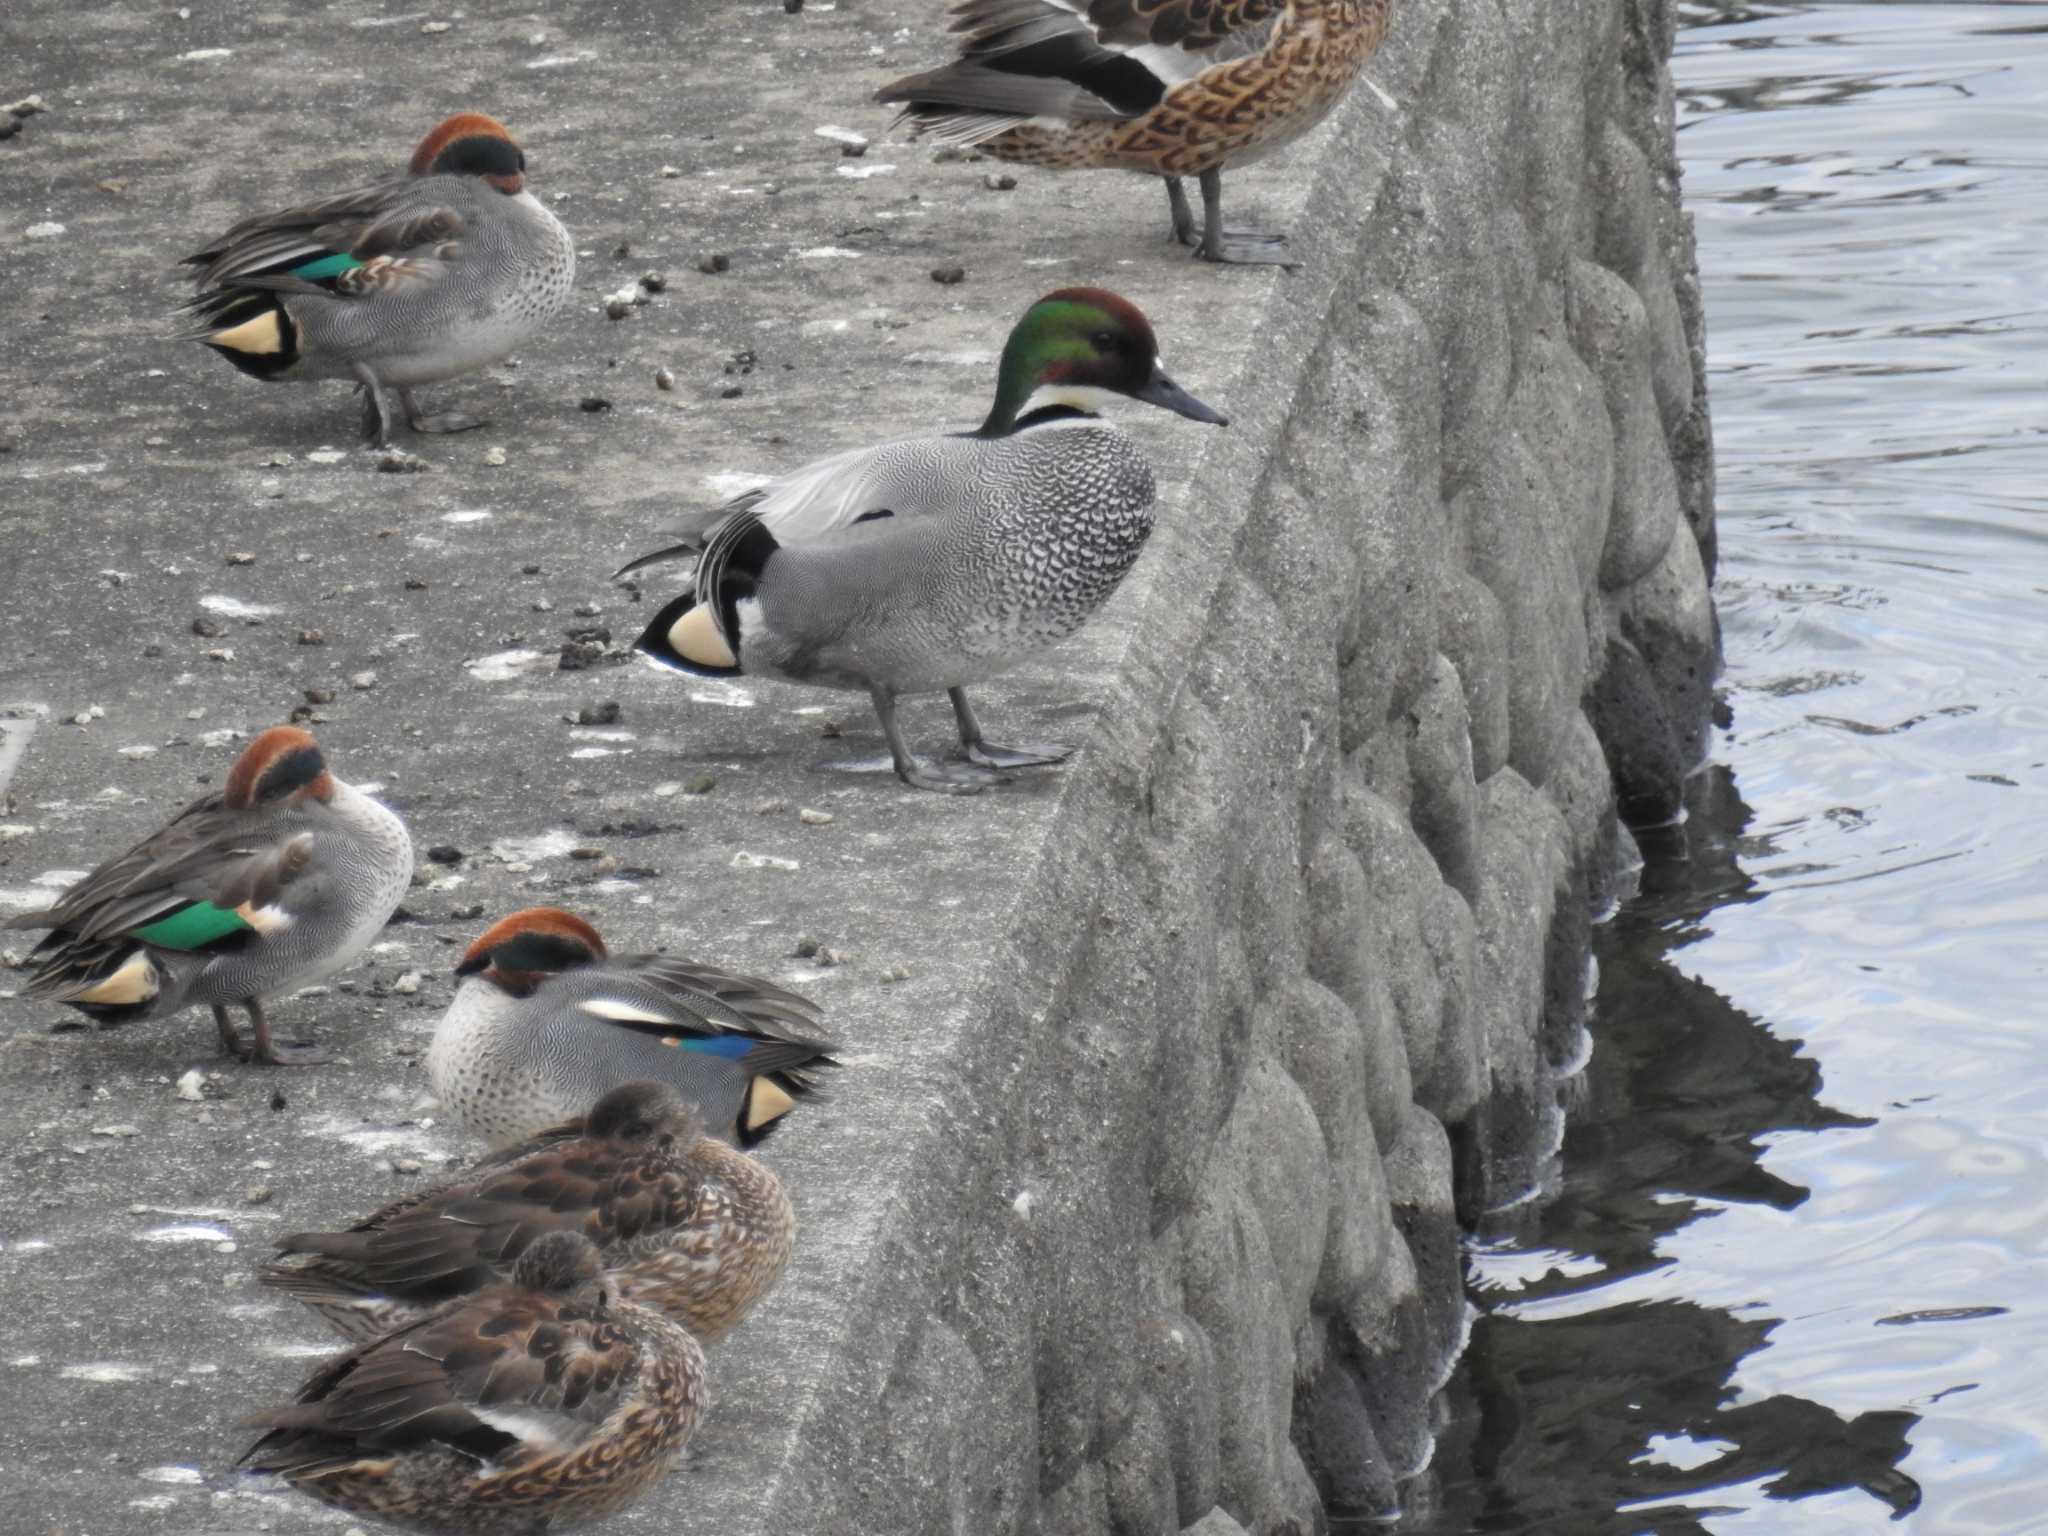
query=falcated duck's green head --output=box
[980,287,1229,435]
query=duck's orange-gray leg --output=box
[398,386,487,436]
[245,995,331,1067]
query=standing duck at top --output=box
[3,727,412,1065]
[617,287,1226,793]
[178,111,575,446]
[876,0,1394,265]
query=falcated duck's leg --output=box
[866,686,1000,794]
[948,688,1072,770]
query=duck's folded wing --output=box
[1077,0,1283,50]
[272,1143,698,1302]
[181,179,467,320]
[5,797,315,955]
[619,438,947,574]
[608,954,829,1040]
[242,1297,610,1470]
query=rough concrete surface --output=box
[0,0,1716,1533]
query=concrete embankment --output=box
[0,0,1711,1529]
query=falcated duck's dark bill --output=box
[1134,364,1229,426]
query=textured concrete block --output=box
[1181,1169,1297,1531]
[1107,1393,1181,1536]
[1415,883,1484,1126]
[1458,427,1590,789]
[1303,838,1415,1149]
[1134,1311,1223,1528]
[1586,636,1683,825]
[1619,514,1720,768]
[1438,567,1514,781]
[1404,653,1482,900]
[1568,258,1685,594]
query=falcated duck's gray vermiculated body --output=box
[624,287,1227,792]
[733,419,1157,696]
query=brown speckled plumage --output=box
[262,1082,794,1346]
[879,0,1394,260]
[242,1231,705,1536]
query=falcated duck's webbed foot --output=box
[948,688,1073,771]
[961,740,1074,770]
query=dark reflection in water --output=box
[1411,770,1916,1533]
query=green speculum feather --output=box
[130,901,252,951]
[288,252,367,283]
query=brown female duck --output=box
[878,0,1395,264]
[240,1231,704,1536]
[261,1081,795,1347]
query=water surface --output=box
[1421,5,2048,1530]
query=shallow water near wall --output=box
[1410,3,2048,1531]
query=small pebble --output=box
[174,1068,206,1102]
[483,445,508,467]
[393,1157,423,1175]
[245,1186,273,1206]
[579,397,613,413]
[270,1089,288,1111]
[391,971,423,995]
[404,577,429,591]
[91,1124,140,1138]
[569,847,605,861]
[842,141,868,158]
[225,551,256,566]
[304,687,336,704]
[753,797,789,816]
[639,271,667,294]
[984,173,1018,191]
[605,297,633,321]
[191,617,224,638]
[654,366,676,392]
[881,964,914,983]
[685,773,716,795]
[661,164,682,178]
[931,265,966,286]
[793,936,820,958]
[784,0,803,11]
[799,807,835,826]
[720,384,744,400]
[696,252,731,275]
[575,701,622,726]
[612,241,634,260]
[4,95,50,117]
[350,670,378,691]
[297,628,326,645]
[420,18,451,32]
[377,448,429,473]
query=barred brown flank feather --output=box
[878,0,1392,182]
[242,1232,707,1533]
